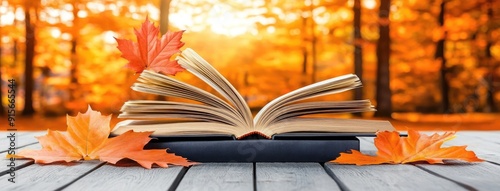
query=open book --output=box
[112,48,394,139]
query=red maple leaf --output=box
[115,17,185,75]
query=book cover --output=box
[144,133,360,162]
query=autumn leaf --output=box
[115,17,185,75]
[332,130,483,165]
[12,106,195,169]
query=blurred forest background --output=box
[0,0,499,130]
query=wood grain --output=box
[176,163,253,191]
[0,131,498,190]
[63,165,184,191]
[325,164,466,191]
[330,137,466,191]
[256,163,340,191]
[446,132,500,164]
[0,161,103,190]
[1,143,41,175]
[417,162,500,190]
[0,132,45,153]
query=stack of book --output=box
[112,48,394,162]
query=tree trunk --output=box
[22,8,36,116]
[70,38,78,101]
[0,43,3,115]
[159,0,172,35]
[301,17,308,86]
[374,0,392,118]
[307,3,317,83]
[353,0,363,117]
[69,4,80,102]
[435,1,449,113]
[485,0,497,112]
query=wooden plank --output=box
[325,164,466,191]
[0,161,104,190]
[0,132,45,153]
[415,131,500,189]
[418,162,500,190]
[459,131,500,143]
[455,131,500,146]
[360,132,500,163]
[63,165,185,191]
[176,163,253,191]
[256,163,340,191]
[328,137,465,191]
[446,132,500,164]
[360,132,500,189]
[1,143,41,176]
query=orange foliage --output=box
[11,106,195,169]
[2,0,500,114]
[332,130,482,165]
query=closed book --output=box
[144,133,360,162]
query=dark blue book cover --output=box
[145,133,360,162]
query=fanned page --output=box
[119,71,247,127]
[116,48,255,137]
[177,49,254,127]
[115,48,395,139]
[253,74,371,129]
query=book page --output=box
[119,100,247,127]
[263,100,375,125]
[265,118,394,135]
[112,120,251,138]
[133,70,235,112]
[178,49,253,128]
[254,74,363,128]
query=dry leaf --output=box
[332,130,483,165]
[12,106,195,169]
[115,17,185,75]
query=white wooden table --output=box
[1,131,499,191]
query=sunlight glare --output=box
[78,10,88,18]
[146,4,159,20]
[304,0,312,6]
[2,36,10,43]
[87,2,105,13]
[338,8,351,20]
[267,26,275,33]
[47,8,60,18]
[363,0,377,9]
[61,33,72,41]
[63,4,73,11]
[132,13,140,20]
[50,28,61,38]
[170,0,265,36]
[102,31,116,44]
[0,11,14,26]
[250,28,259,36]
[0,5,7,14]
[15,8,25,21]
[285,13,299,23]
[60,10,74,23]
[129,5,137,13]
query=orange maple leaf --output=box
[12,106,195,169]
[115,17,185,75]
[332,130,483,165]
